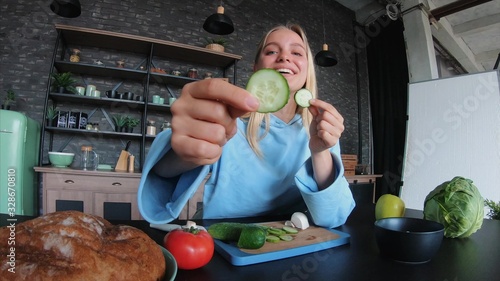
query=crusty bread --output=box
[0,211,165,281]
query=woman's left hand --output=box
[307,99,345,153]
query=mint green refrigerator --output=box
[0,110,40,216]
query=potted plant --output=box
[485,199,500,220]
[1,89,15,110]
[126,117,140,133]
[205,37,227,52]
[112,114,128,132]
[46,105,58,127]
[51,72,77,94]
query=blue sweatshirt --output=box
[138,114,355,228]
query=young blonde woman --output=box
[138,23,355,228]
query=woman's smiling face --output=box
[254,28,308,94]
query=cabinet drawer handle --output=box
[112,182,122,186]
[64,180,75,184]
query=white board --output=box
[401,70,500,211]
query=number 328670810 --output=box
[7,169,16,214]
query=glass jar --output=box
[81,145,98,170]
[147,120,156,136]
[70,49,80,62]
[188,68,198,79]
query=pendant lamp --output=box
[203,2,234,35]
[315,0,338,67]
[315,44,338,67]
[50,0,81,18]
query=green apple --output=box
[375,194,405,220]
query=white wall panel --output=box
[401,70,500,211]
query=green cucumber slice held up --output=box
[294,88,313,108]
[246,68,290,113]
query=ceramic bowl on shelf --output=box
[48,152,75,168]
[374,217,444,264]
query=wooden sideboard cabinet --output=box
[35,167,142,220]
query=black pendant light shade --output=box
[315,44,338,67]
[203,6,234,35]
[50,0,81,18]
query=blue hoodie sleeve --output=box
[137,130,210,224]
[294,145,356,228]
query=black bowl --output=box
[374,217,444,264]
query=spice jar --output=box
[188,68,198,79]
[70,49,80,62]
[147,120,156,136]
[86,123,93,130]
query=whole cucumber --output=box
[207,222,245,241]
[237,225,267,249]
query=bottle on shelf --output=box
[128,154,135,172]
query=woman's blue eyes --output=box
[265,50,303,56]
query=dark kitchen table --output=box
[2,205,499,281]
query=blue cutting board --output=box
[213,221,350,266]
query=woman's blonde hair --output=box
[243,23,318,157]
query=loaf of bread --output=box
[0,211,165,281]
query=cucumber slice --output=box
[267,227,286,236]
[282,226,299,234]
[266,235,281,243]
[279,234,294,241]
[246,68,290,113]
[294,88,313,107]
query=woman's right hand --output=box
[170,78,259,166]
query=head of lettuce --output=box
[423,176,484,238]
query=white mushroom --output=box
[291,212,309,230]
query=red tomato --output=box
[163,227,214,270]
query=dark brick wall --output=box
[0,0,371,167]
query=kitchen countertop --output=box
[2,204,499,280]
